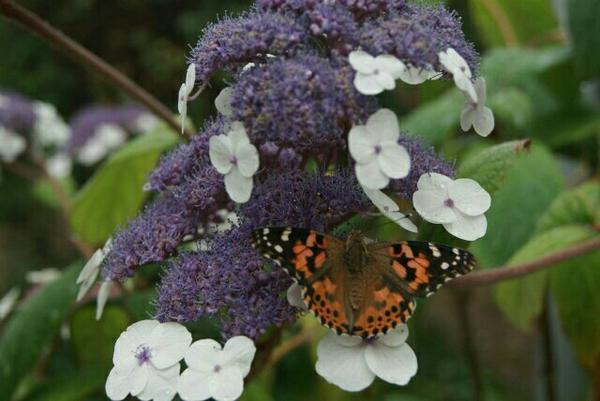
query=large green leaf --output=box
[0,264,79,398]
[70,127,180,245]
[567,0,600,79]
[468,0,558,47]
[469,145,563,267]
[495,225,595,332]
[23,367,105,401]
[458,139,532,195]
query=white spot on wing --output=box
[274,245,283,253]
[441,262,450,270]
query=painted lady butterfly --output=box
[251,227,476,338]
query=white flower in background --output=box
[209,122,259,203]
[178,64,196,134]
[438,48,477,102]
[349,51,407,95]
[46,152,72,178]
[0,126,26,162]
[76,238,112,302]
[286,283,308,310]
[0,287,20,321]
[178,336,256,401]
[96,281,113,320]
[215,87,233,117]
[26,268,61,284]
[460,77,495,137]
[134,113,159,133]
[349,109,410,190]
[78,124,127,165]
[413,173,491,241]
[106,320,192,401]
[361,186,418,233]
[33,102,71,147]
[315,325,417,392]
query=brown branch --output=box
[0,0,193,140]
[478,0,518,46]
[455,236,600,287]
[268,325,319,367]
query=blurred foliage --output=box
[0,0,599,400]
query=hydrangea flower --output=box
[105,320,192,401]
[349,51,406,95]
[349,109,410,189]
[178,64,197,133]
[413,172,491,241]
[178,336,256,401]
[76,238,112,302]
[315,325,417,391]
[0,125,26,163]
[209,122,259,203]
[438,48,477,102]
[214,87,233,117]
[460,77,495,137]
[361,186,418,233]
[77,124,127,165]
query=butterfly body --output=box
[250,227,475,338]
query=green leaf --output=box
[495,225,595,332]
[468,0,558,47]
[70,306,130,368]
[71,126,180,245]
[537,180,600,233]
[23,367,105,401]
[567,0,600,79]
[0,264,79,398]
[457,139,532,194]
[469,144,564,267]
[550,231,600,367]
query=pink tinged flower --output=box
[0,126,26,163]
[349,51,407,95]
[438,48,478,102]
[349,109,410,190]
[215,87,233,117]
[286,282,308,311]
[209,122,259,203]
[178,336,256,401]
[460,77,495,137]
[178,64,197,134]
[412,173,491,241]
[361,186,418,233]
[315,325,417,392]
[76,238,112,302]
[106,320,192,401]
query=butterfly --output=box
[250,227,475,338]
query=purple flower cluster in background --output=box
[101,0,476,340]
[0,90,36,135]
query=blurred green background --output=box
[0,0,598,400]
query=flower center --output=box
[444,198,455,208]
[135,345,153,365]
[373,144,382,154]
[229,155,238,165]
[213,364,222,373]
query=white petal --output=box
[439,48,471,78]
[113,320,160,367]
[443,212,487,241]
[455,75,478,103]
[315,333,374,392]
[374,72,396,91]
[0,287,20,320]
[416,172,453,191]
[355,160,389,190]
[96,124,127,148]
[76,273,98,302]
[178,369,213,401]
[76,250,102,301]
[185,64,197,95]
[215,87,233,117]
[474,77,487,104]
[208,365,244,401]
[386,211,419,233]
[177,84,188,114]
[354,73,384,95]
[473,106,495,137]
[365,342,417,386]
[137,364,179,401]
[378,324,409,347]
[399,66,435,85]
[378,143,410,179]
[375,55,406,79]
[185,339,222,371]
[412,188,457,224]
[361,186,399,213]
[209,135,233,175]
[348,125,378,164]
[349,50,376,74]
[448,179,491,216]
[227,122,250,145]
[366,109,399,143]
[221,336,256,377]
[148,323,192,369]
[96,281,112,320]
[234,142,259,178]
[460,104,476,132]
[106,365,148,400]
[224,168,253,203]
[286,283,308,310]
[46,153,72,178]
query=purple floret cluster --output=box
[0,90,36,135]
[102,0,475,340]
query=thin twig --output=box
[0,0,192,140]
[478,0,518,46]
[454,237,600,287]
[268,326,319,367]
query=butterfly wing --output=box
[369,240,476,298]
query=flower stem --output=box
[0,0,192,140]
[455,290,483,401]
[454,236,600,287]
